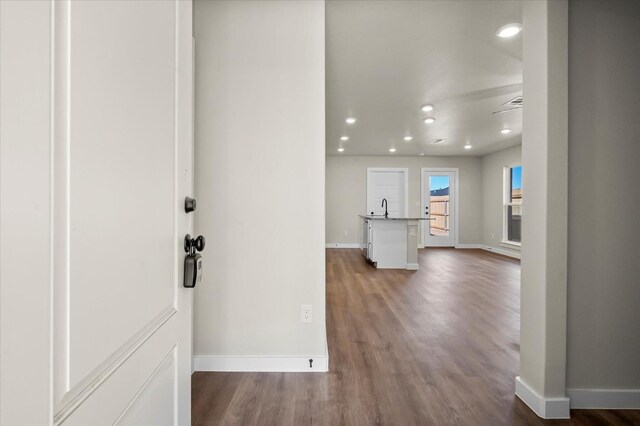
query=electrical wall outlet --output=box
[344,230,349,237]
[301,304,312,323]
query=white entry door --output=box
[1,1,194,425]
[422,169,457,247]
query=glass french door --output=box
[423,169,456,247]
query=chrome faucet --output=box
[381,198,389,218]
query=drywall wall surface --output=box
[519,0,569,400]
[326,155,483,246]
[566,0,640,391]
[193,0,326,359]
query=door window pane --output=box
[429,176,450,237]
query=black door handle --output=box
[184,234,205,254]
[195,235,205,252]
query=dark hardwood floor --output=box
[192,248,640,425]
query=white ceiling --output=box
[326,0,523,157]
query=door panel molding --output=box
[54,307,176,424]
[66,0,177,388]
[114,346,177,425]
[56,315,178,425]
[52,0,71,404]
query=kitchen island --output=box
[360,215,426,270]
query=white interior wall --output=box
[325,156,483,246]
[481,145,522,256]
[566,0,640,404]
[192,0,327,368]
[517,0,569,418]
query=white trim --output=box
[454,244,484,249]
[325,243,360,249]
[54,307,177,425]
[406,263,419,270]
[515,376,570,419]
[193,355,329,372]
[482,245,521,259]
[503,163,523,244]
[500,240,521,250]
[453,244,522,259]
[421,168,459,247]
[113,345,176,425]
[366,167,409,217]
[323,332,330,372]
[567,388,640,409]
[328,242,522,258]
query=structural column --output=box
[517,0,570,419]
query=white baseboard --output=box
[515,376,570,419]
[482,245,521,259]
[406,263,419,270]
[332,242,521,260]
[454,244,484,249]
[454,244,521,259]
[325,243,360,249]
[193,355,329,372]
[568,388,640,409]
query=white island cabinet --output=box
[360,215,424,270]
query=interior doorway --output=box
[421,168,458,247]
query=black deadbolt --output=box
[185,197,197,213]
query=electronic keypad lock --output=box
[184,234,205,288]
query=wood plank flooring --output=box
[192,248,640,425]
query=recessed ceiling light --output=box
[340,136,349,141]
[501,128,512,134]
[389,148,397,153]
[424,117,436,124]
[345,117,357,124]
[337,147,344,152]
[404,136,413,141]
[421,104,434,112]
[496,23,522,38]
[464,145,472,150]
[430,139,446,145]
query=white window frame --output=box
[502,163,522,248]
